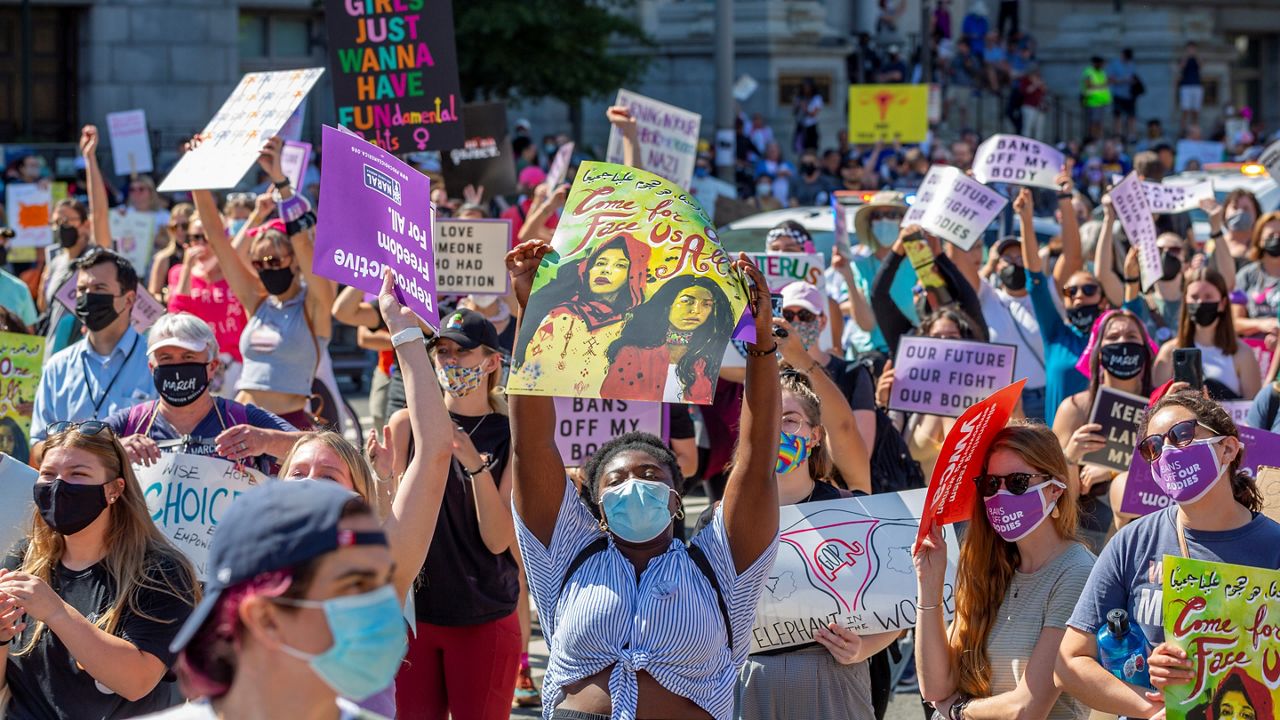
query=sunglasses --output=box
[47,420,115,438]
[187,233,207,243]
[973,472,1055,497]
[1063,283,1100,298]
[1137,419,1218,463]
[170,222,189,231]
[252,255,291,271]
[783,309,817,323]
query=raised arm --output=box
[1095,197,1124,306]
[332,284,381,328]
[1200,197,1236,292]
[933,250,988,342]
[517,184,567,243]
[1052,166,1083,290]
[833,253,876,332]
[192,187,263,316]
[1017,187,1043,276]
[607,106,642,170]
[79,126,112,250]
[231,193,276,258]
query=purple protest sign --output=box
[1121,424,1280,516]
[553,397,666,465]
[313,125,439,329]
[281,141,312,192]
[889,337,1017,418]
[545,142,575,190]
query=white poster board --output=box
[606,89,701,189]
[109,209,159,275]
[733,74,759,102]
[1109,172,1160,291]
[1143,180,1212,215]
[0,453,37,557]
[4,183,51,248]
[105,109,154,176]
[433,218,512,295]
[545,142,575,191]
[971,134,1064,189]
[902,166,1007,250]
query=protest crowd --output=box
[5,3,1280,720]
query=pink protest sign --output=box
[313,125,439,329]
[553,397,666,465]
[888,337,1018,418]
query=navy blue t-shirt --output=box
[104,398,295,472]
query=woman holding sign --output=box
[1152,267,1260,401]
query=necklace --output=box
[666,329,694,345]
[457,412,493,438]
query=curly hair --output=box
[578,432,682,520]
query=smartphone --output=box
[1172,348,1204,390]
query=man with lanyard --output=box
[105,312,300,474]
[30,247,153,455]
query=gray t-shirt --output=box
[1235,261,1280,319]
[986,542,1095,720]
[1067,505,1280,646]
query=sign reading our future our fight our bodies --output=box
[1081,387,1148,472]
[434,218,511,295]
[902,166,1007,251]
[971,134,1064,190]
[1109,171,1161,291]
[323,0,465,153]
[607,90,701,189]
[1120,424,1280,517]
[888,337,1017,418]
[553,398,665,465]
[313,124,439,329]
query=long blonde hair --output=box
[948,422,1080,698]
[16,429,199,656]
[279,431,376,507]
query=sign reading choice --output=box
[553,397,664,464]
[889,337,1017,417]
[902,166,1006,251]
[607,89,701,189]
[313,124,440,329]
[971,134,1064,190]
[433,218,511,295]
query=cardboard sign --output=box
[744,252,825,291]
[105,109,154,176]
[545,142,575,191]
[323,0,464,153]
[55,275,165,334]
[1258,466,1280,524]
[1121,424,1280,517]
[1081,387,1148,472]
[733,74,759,102]
[135,453,268,580]
[0,453,36,557]
[848,84,929,144]
[607,89,701,189]
[1222,400,1253,428]
[752,489,960,653]
[0,332,45,464]
[439,102,516,199]
[901,166,1007,251]
[1241,336,1275,387]
[1109,172,1160,291]
[1143,180,1213,215]
[5,183,51,248]
[109,209,159,275]
[552,397,664,465]
[971,134,1064,190]
[1174,139,1224,172]
[280,140,312,192]
[433,218,511,295]
[915,380,1026,549]
[313,124,439,329]
[889,337,1017,418]
[1162,556,1280,718]
[159,68,325,192]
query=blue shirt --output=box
[30,327,155,440]
[848,252,919,354]
[0,269,36,327]
[103,397,296,472]
[515,479,776,720]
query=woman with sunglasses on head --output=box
[0,421,200,718]
[1057,391,1280,718]
[166,212,248,396]
[1153,267,1260,401]
[148,203,195,302]
[914,422,1095,720]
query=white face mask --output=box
[469,294,498,308]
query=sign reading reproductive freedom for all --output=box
[607,89,701,189]
[1109,172,1160,291]
[971,134,1064,190]
[553,397,664,465]
[136,453,268,580]
[1143,180,1213,215]
[752,489,959,653]
[433,218,511,295]
[744,252,825,291]
[902,166,1007,251]
[848,84,929,144]
[889,337,1017,417]
[313,124,440,329]
[324,0,465,153]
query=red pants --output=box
[394,612,522,720]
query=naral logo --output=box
[363,164,402,204]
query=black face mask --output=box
[56,224,80,248]
[1159,251,1182,282]
[1188,301,1221,327]
[1099,341,1145,379]
[998,264,1027,291]
[1263,236,1280,258]
[258,267,295,296]
[75,292,121,332]
[153,362,210,407]
[33,479,110,536]
[800,162,817,176]
[1066,303,1103,332]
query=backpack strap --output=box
[559,536,609,597]
[1266,384,1280,431]
[122,400,158,438]
[686,543,734,653]
[221,398,250,429]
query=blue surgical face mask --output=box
[228,218,248,236]
[871,219,900,246]
[275,585,408,700]
[600,478,675,543]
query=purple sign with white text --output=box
[888,337,1017,418]
[1120,424,1280,516]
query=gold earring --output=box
[1051,505,1060,519]
[597,517,609,533]
[674,507,685,521]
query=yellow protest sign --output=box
[0,331,46,463]
[848,84,928,144]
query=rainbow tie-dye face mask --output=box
[775,431,812,474]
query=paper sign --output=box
[1222,400,1253,428]
[1081,387,1148,472]
[109,209,158,275]
[744,252,825,291]
[135,453,269,580]
[280,140,312,192]
[1174,139,1224,172]
[1261,140,1280,181]
[889,337,1017,418]
[313,125,439,329]
[105,109,154,176]
[733,74,759,102]
[971,134,1064,190]
[848,84,929,144]
[5,183,51,248]
[439,102,517,199]
[1241,336,1274,386]
[159,68,325,192]
[55,274,165,334]
[552,397,664,465]
[1258,466,1280,524]
[1121,424,1280,517]
[607,89,701,189]
[507,161,748,404]
[901,166,1007,251]
[915,380,1026,549]
[752,489,960,652]
[0,453,36,556]
[433,218,511,296]
[545,142,575,191]
[1162,556,1280,719]
[0,332,45,464]
[1109,172,1161,291]
[1143,180,1212,215]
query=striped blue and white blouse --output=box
[515,478,777,720]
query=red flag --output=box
[914,379,1026,551]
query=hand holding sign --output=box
[505,240,554,309]
[378,268,417,337]
[913,523,949,604]
[1064,423,1106,464]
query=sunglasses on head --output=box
[1063,283,1100,298]
[47,420,115,439]
[252,255,291,271]
[1137,418,1218,463]
[973,472,1055,497]
[783,309,816,323]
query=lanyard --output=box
[81,334,140,418]
[1175,515,1191,559]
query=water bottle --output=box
[1096,608,1152,688]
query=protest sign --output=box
[1121,424,1280,517]
[1258,466,1280,524]
[0,453,36,557]
[607,90,701,189]
[1222,400,1252,428]
[733,74,759,102]
[1081,387,1148,472]
[323,0,464,153]
[439,102,516,199]
[159,68,325,192]
[1109,172,1161,291]
[744,252,825,291]
[433,218,511,296]
[545,142,575,191]
[279,103,306,142]
[1161,556,1280,719]
[105,109,153,176]
[507,161,748,404]
[5,183,51,248]
[1174,140,1225,172]
[848,84,929,144]
[889,337,1017,418]
[280,140,312,192]
[1143,180,1213,215]
[971,134,1064,190]
[901,166,1007,251]
[553,397,665,465]
[915,380,1026,549]
[55,275,166,334]
[109,209,158,275]
[1241,336,1274,386]
[136,453,268,579]
[752,489,960,652]
[0,331,45,464]
[1262,139,1280,182]
[313,124,439,329]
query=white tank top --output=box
[1195,342,1241,397]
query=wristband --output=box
[391,326,424,348]
[1123,275,1141,284]
[1057,192,1073,201]
[1209,229,1224,239]
[745,342,777,357]
[273,177,291,190]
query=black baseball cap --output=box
[432,308,500,350]
[168,481,386,654]
[994,236,1022,256]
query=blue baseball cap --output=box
[168,481,386,653]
